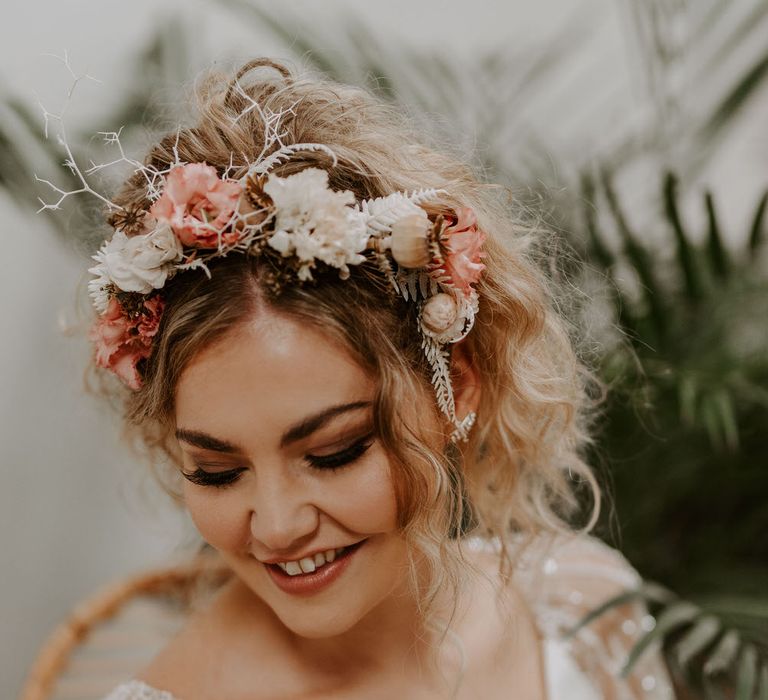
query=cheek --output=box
[183,486,248,552]
[331,445,399,533]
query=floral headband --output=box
[36,89,486,440]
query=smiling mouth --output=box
[268,540,365,577]
[264,540,366,595]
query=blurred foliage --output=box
[583,171,768,595]
[2,0,767,696]
[570,582,768,698]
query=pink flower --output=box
[150,163,242,248]
[89,296,165,390]
[136,295,164,339]
[439,207,486,294]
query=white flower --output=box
[264,168,369,279]
[88,268,112,314]
[88,224,183,308]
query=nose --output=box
[248,470,320,554]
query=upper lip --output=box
[256,539,364,565]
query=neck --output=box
[227,547,471,691]
[290,564,468,691]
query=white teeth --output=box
[273,545,351,576]
[285,561,302,576]
[299,557,316,574]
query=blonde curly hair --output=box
[102,57,599,613]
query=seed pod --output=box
[235,192,267,230]
[421,293,458,333]
[390,213,431,268]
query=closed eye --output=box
[181,432,375,487]
[181,465,246,487]
[305,432,375,471]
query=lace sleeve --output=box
[102,681,177,700]
[514,535,676,699]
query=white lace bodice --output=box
[102,536,674,699]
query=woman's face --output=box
[174,312,414,639]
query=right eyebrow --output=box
[174,429,241,453]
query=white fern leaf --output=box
[422,336,456,421]
[375,253,399,291]
[406,272,419,300]
[395,270,417,301]
[418,272,430,299]
[361,189,445,236]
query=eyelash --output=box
[181,433,375,488]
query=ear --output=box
[451,339,482,423]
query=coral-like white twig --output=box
[35,52,122,213]
[249,143,338,176]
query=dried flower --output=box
[390,212,431,268]
[265,168,369,280]
[88,224,183,309]
[107,204,149,235]
[89,295,164,390]
[421,293,459,333]
[244,173,273,210]
[439,208,486,294]
[150,163,242,248]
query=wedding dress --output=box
[102,535,674,699]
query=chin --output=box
[272,600,372,639]
[229,537,409,639]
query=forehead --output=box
[174,313,374,440]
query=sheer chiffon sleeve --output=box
[512,534,676,699]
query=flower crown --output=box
[84,143,485,440]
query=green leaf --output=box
[736,644,758,700]
[601,170,667,340]
[699,597,768,621]
[675,615,722,669]
[748,192,768,253]
[581,173,614,270]
[705,190,729,279]
[564,588,643,639]
[704,51,768,142]
[758,663,768,700]
[664,172,702,301]
[714,389,740,451]
[704,630,741,677]
[701,394,724,450]
[622,601,702,677]
[679,374,699,425]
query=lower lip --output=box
[265,541,365,596]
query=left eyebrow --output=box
[174,400,373,454]
[280,401,372,448]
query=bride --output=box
[80,58,673,698]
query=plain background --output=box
[2,2,766,698]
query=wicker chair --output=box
[20,558,229,700]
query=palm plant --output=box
[575,171,768,697]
